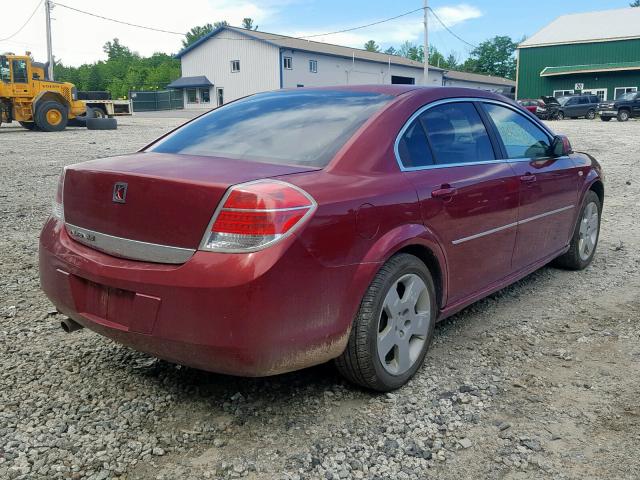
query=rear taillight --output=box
[52,168,66,221]
[200,179,316,252]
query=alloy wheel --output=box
[377,273,431,376]
[578,201,599,261]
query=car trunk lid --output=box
[62,152,317,257]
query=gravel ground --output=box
[1,116,639,480]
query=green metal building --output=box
[517,7,640,101]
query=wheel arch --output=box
[396,244,445,311]
[32,91,70,116]
[589,179,604,207]
[358,223,449,310]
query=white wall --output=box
[180,29,280,107]
[280,49,443,88]
[443,77,514,92]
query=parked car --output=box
[597,91,640,122]
[517,99,540,114]
[39,86,604,391]
[536,96,561,120]
[556,94,600,120]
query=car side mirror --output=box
[550,135,572,157]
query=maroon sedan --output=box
[40,86,603,391]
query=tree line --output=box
[364,36,519,80]
[53,17,520,98]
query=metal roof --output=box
[166,76,213,88]
[519,7,640,48]
[540,61,640,76]
[176,26,443,70]
[443,70,515,86]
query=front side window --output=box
[231,60,240,72]
[283,57,292,69]
[0,56,10,82]
[309,60,317,73]
[200,88,210,103]
[482,103,551,159]
[149,90,393,168]
[420,102,495,165]
[186,88,197,103]
[12,59,28,83]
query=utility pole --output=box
[45,0,54,80]
[423,0,429,86]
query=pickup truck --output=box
[597,91,640,122]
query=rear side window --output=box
[420,102,495,165]
[149,90,393,168]
[482,103,551,159]
[397,119,434,168]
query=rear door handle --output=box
[520,174,536,183]
[431,186,458,199]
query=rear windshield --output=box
[148,90,393,168]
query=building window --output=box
[283,56,292,70]
[231,60,240,73]
[583,88,607,101]
[614,86,637,99]
[309,59,317,73]
[186,88,197,103]
[553,90,574,98]
[217,88,224,106]
[200,88,210,103]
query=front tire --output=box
[335,253,436,391]
[35,101,68,132]
[553,190,601,270]
[557,111,565,120]
[617,110,630,122]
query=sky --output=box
[0,0,632,67]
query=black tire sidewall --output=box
[618,110,629,122]
[570,191,602,269]
[366,255,436,390]
[36,101,68,132]
[86,117,117,130]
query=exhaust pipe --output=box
[60,317,84,333]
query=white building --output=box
[169,26,515,109]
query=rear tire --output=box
[586,110,596,120]
[91,106,107,119]
[86,117,117,130]
[335,253,436,391]
[35,101,68,132]
[553,190,601,270]
[617,110,630,122]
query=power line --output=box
[300,7,426,38]
[51,1,185,36]
[427,7,477,49]
[0,0,44,42]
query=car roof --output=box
[279,85,513,102]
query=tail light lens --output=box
[52,168,66,221]
[200,180,317,252]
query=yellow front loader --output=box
[0,53,87,131]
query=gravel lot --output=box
[1,115,639,480]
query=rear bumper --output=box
[39,218,375,376]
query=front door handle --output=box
[431,186,458,199]
[520,174,536,183]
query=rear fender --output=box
[354,223,450,308]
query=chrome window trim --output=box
[65,223,195,264]
[451,205,574,245]
[394,97,555,172]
